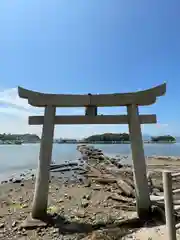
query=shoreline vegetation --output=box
[0,132,177,145]
[55,133,177,144]
[1,145,180,239]
[0,133,40,145]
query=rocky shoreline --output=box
[1,145,180,239]
[1,150,180,185]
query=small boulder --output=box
[0,223,4,228]
[12,179,22,183]
[12,221,17,227]
[98,155,105,160]
[1,180,8,184]
[81,199,89,208]
[75,209,86,218]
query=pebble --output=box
[12,221,17,227]
[12,179,22,184]
[74,209,86,218]
[92,185,101,191]
[64,193,69,199]
[1,180,8,184]
[83,193,91,200]
[81,199,89,208]
[103,202,109,207]
[21,204,28,208]
[0,223,4,228]
[84,181,91,187]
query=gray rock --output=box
[84,180,91,187]
[83,193,91,200]
[92,185,101,191]
[75,209,86,218]
[1,180,8,184]
[98,155,105,160]
[12,221,17,227]
[0,223,4,228]
[81,199,89,208]
[12,179,22,183]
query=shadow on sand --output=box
[22,201,180,239]
[28,208,167,239]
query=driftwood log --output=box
[113,204,136,211]
[92,178,117,184]
[50,162,78,170]
[108,193,134,203]
[116,178,135,197]
[51,167,85,173]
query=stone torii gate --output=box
[18,83,166,220]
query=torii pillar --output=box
[128,104,151,218]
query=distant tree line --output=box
[85,133,130,142]
[84,133,176,143]
[151,135,176,143]
[0,133,40,142]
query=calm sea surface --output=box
[0,143,180,181]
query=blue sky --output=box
[0,0,179,138]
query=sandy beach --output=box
[1,146,180,239]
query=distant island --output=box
[84,133,130,143]
[55,133,176,144]
[85,133,176,144]
[0,134,40,144]
[151,135,176,143]
[2,133,175,145]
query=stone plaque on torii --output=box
[18,83,166,220]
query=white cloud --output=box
[0,88,32,110]
[0,87,168,138]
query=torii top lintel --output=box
[18,83,166,107]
